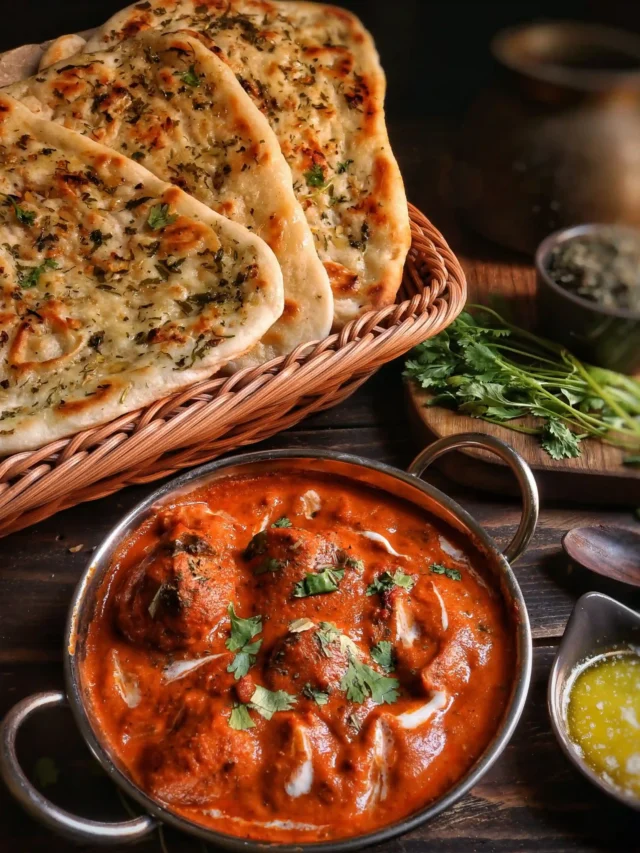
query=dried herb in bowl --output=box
[546,228,640,313]
[404,306,640,461]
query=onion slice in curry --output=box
[162,653,225,683]
[111,649,141,709]
[361,530,407,557]
[395,691,450,730]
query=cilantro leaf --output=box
[430,563,462,581]
[17,258,58,289]
[371,641,396,673]
[541,418,582,460]
[249,685,297,720]
[12,201,35,226]
[227,640,262,679]
[304,164,327,188]
[226,603,262,651]
[90,229,111,249]
[336,159,354,174]
[147,203,178,230]
[315,622,341,657]
[178,64,201,87]
[226,604,262,679]
[229,704,255,731]
[294,566,344,598]
[302,683,329,706]
[271,516,292,528]
[340,655,400,705]
[125,195,152,210]
[456,379,525,420]
[366,569,415,596]
[343,556,364,573]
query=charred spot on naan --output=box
[8,306,85,377]
[160,217,219,256]
[262,214,285,253]
[324,261,359,295]
[47,63,105,101]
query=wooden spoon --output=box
[563,525,640,588]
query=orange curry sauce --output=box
[82,471,515,843]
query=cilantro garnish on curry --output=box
[82,470,515,843]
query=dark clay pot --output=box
[457,22,640,254]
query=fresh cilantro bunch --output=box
[404,306,640,461]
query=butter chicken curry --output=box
[82,470,515,842]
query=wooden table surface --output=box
[1,119,640,853]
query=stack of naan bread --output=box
[0,0,410,454]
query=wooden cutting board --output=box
[406,380,640,506]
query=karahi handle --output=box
[408,432,539,563]
[0,690,157,845]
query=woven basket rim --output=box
[0,203,466,536]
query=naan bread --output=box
[5,30,332,369]
[0,93,283,455]
[83,0,411,326]
[39,34,87,71]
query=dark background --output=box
[2,1,640,118]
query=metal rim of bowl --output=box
[547,591,640,812]
[64,448,533,851]
[535,223,640,322]
[2,445,534,851]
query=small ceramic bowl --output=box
[548,591,640,810]
[536,224,640,374]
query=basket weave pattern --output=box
[0,204,466,536]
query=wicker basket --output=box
[0,204,465,536]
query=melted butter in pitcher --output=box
[567,649,640,799]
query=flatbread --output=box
[5,30,332,369]
[39,34,87,70]
[83,0,411,326]
[0,93,283,455]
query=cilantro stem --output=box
[564,352,640,437]
[468,304,565,357]
[405,305,640,461]
[480,418,542,435]
[492,343,570,369]
[491,350,638,436]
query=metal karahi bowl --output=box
[0,434,537,850]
